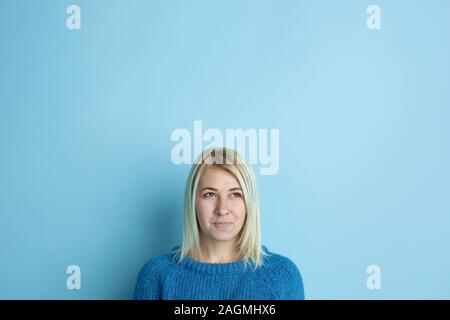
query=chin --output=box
[209,233,236,242]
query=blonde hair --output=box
[174,147,268,270]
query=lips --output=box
[213,222,233,229]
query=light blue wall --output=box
[1,0,449,299]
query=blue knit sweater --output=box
[133,245,304,300]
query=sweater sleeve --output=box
[282,258,305,300]
[133,260,161,300]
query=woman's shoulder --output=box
[261,245,303,277]
[134,248,178,300]
[137,247,178,278]
[261,245,305,299]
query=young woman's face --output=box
[195,166,247,244]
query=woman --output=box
[133,147,304,299]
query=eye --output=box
[232,192,242,198]
[203,192,215,198]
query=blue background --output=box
[1,0,449,299]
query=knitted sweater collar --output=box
[169,245,269,274]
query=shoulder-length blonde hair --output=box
[174,147,268,270]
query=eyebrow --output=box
[200,187,242,192]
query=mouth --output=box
[213,222,233,230]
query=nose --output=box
[215,196,230,216]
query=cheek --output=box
[196,199,214,221]
[232,201,247,220]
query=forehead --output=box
[198,166,241,188]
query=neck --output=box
[191,234,242,263]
